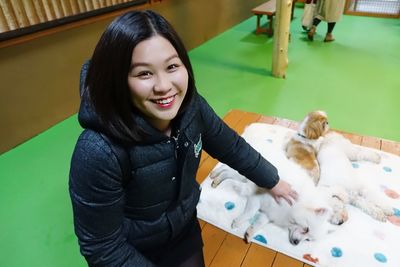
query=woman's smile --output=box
[151,94,177,109]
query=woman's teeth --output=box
[154,96,174,104]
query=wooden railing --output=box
[0,0,163,48]
[0,0,151,33]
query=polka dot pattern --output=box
[331,247,343,257]
[384,188,400,199]
[383,166,392,172]
[352,162,359,168]
[303,253,319,263]
[394,208,400,217]
[253,234,267,244]
[197,124,400,267]
[224,201,235,210]
[374,253,387,263]
[388,215,400,226]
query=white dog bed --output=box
[197,123,400,267]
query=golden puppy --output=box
[284,111,329,184]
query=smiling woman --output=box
[69,9,296,266]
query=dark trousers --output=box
[313,18,336,33]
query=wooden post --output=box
[272,0,293,78]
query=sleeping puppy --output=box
[318,132,393,222]
[210,164,334,245]
[284,111,329,185]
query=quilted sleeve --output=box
[69,131,156,267]
[198,95,279,189]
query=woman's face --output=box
[128,35,189,133]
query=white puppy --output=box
[210,164,334,245]
[318,132,393,222]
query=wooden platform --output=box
[196,109,400,267]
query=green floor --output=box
[1,8,399,266]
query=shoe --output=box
[308,26,316,41]
[324,33,335,42]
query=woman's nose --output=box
[153,73,172,93]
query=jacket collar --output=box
[134,93,200,144]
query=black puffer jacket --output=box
[69,83,280,266]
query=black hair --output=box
[85,10,196,143]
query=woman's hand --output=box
[269,179,298,205]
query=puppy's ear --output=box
[314,207,328,216]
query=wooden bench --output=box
[251,0,297,37]
[252,0,277,37]
[197,109,400,267]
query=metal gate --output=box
[345,0,400,17]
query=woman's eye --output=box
[167,64,179,71]
[137,71,152,77]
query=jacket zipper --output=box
[172,129,180,159]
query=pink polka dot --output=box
[384,188,400,199]
[303,253,319,263]
[388,216,400,226]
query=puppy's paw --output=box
[370,208,387,222]
[329,209,348,225]
[209,168,225,188]
[211,179,221,188]
[231,219,241,229]
[381,206,394,216]
[244,227,255,243]
[209,170,219,180]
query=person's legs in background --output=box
[324,22,336,42]
[308,18,321,41]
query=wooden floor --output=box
[195,109,400,267]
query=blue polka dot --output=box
[383,166,392,172]
[254,234,268,244]
[374,253,387,263]
[224,201,235,210]
[266,139,273,143]
[330,247,343,258]
[393,208,400,217]
[352,163,359,169]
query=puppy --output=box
[284,111,329,184]
[210,164,334,245]
[318,132,393,222]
